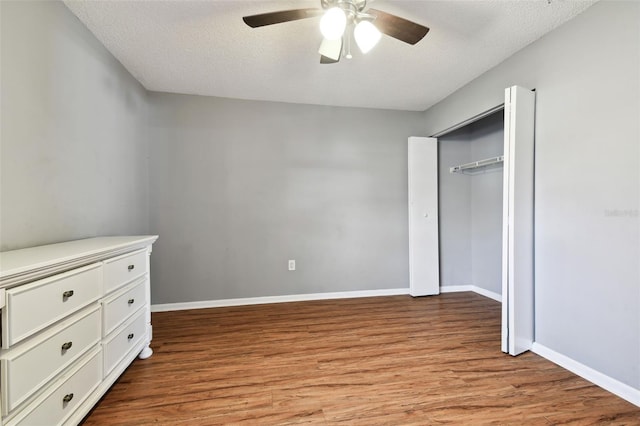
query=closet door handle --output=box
[62,290,74,299]
[61,341,73,351]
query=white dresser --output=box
[0,236,158,426]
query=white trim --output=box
[440,285,474,293]
[440,285,502,302]
[472,286,502,303]
[430,104,504,138]
[151,288,410,312]
[531,342,640,407]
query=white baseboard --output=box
[440,285,502,302]
[151,288,410,312]
[531,342,640,407]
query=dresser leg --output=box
[138,345,153,359]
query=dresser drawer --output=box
[2,263,102,347]
[102,277,146,336]
[103,249,147,294]
[9,347,102,426]
[103,308,146,377]
[1,305,101,414]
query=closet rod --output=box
[450,155,504,174]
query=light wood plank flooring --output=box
[82,293,639,425]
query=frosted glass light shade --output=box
[320,7,347,40]
[354,20,381,54]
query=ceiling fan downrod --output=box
[321,0,367,15]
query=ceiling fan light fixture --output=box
[354,20,381,54]
[320,7,347,40]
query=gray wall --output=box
[438,128,472,288]
[438,112,503,295]
[469,113,504,295]
[0,1,149,251]
[147,93,424,304]
[424,1,640,390]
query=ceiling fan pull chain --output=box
[344,26,353,59]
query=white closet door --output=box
[408,137,440,297]
[502,86,536,355]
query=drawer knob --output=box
[128,333,134,340]
[61,341,73,351]
[128,264,135,271]
[63,393,74,403]
[128,298,135,305]
[62,290,74,299]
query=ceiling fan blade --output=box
[318,37,342,63]
[243,9,323,28]
[320,55,339,64]
[368,8,430,45]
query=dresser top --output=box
[0,236,158,285]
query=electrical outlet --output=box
[288,260,296,271]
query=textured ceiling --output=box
[64,0,597,111]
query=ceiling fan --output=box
[242,0,429,64]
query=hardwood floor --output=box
[82,293,639,425]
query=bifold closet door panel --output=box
[501,86,535,356]
[408,137,440,296]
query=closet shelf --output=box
[449,155,504,175]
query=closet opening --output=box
[408,84,536,356]
[438,109,505,302]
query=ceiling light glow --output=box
[354,20,381,54]
[320,7,347,40]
